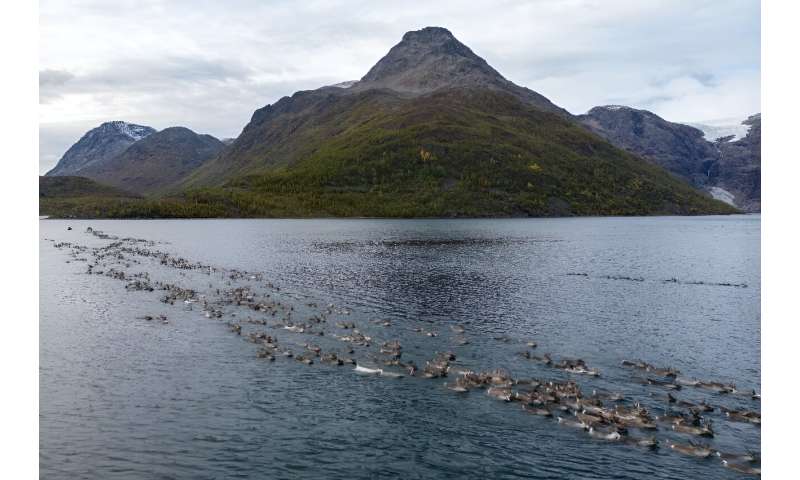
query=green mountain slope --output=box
[179,87,735,217]
[39,175,143,217]
[39,175,139,198]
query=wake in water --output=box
[567,272,748,288]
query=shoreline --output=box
[39,212,759,221]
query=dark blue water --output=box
[40,216,760,479]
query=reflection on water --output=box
[40,216,760,479]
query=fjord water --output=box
[40,216,760,479]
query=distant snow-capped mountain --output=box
[579,108,761,212]
[46,121,225,194]
[45,121,156,176]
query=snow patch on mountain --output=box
[328,80,357,89]
[707,186,736,206]
[102,121,155,141]
[688,118,751,142]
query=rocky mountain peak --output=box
[350,27,567,116]
[395,26,480,61]
[96,121,156,141]
[587,105,658,118]
[357,26,506,93]
[46,121,156,176]
[400,26,456,42]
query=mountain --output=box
[578,107,760,212]
[78,127,225,194]
[41,27,735,218]
[351,27,568,117]
[46,121,156,176]
[712,114,760,212]
[176,27,731,217]
[578,106,718,185]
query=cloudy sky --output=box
[39,0,760,173]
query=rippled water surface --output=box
[40,216,760,479]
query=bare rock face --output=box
[46,121,156,176]
[352,27,569,117]
[579,107,760,212]
[579,106,718,184]
[359,27,505,93]
[712,114,760,212]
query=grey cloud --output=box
[104,57,253,85]
[40,69,75,87]
[39,69,75,103]
[45,57,254,97]
[631,95,680,109]
[690,73,718,88]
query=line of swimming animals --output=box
[237,325,761,475]
[51,227,761,476]
[566,272,749,289]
